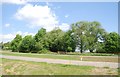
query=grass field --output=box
[0,50,119,63]
[0,58,118,75]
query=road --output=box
[0,55,119,68]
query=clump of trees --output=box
[1,21,120,54]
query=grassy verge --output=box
[0,58,118,75]
[67,52,117,56]
[0,50,119,63]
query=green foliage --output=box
[4,21,119,54]
[45,28,65,52]
[118,35,120,52]
[38,49,50,54]
[2,42,11,50]
[11,34,22,52]
[96,42,106,53]
[34,42,43,51]
[67,47,72,52]
[0,42,3,49]
[86,21,106,52]
[71,21,106,53]
[34,28,46,42]
[62,30,76,52]
[34,28,47,51]
[19,35,33,53]
[104,32,119,53]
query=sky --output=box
[0,0,118,43]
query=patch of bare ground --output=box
[91,67,118,75]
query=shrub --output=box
[38,49,50,54]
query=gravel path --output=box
[0,55,119,68]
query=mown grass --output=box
[1,58,94,75]
[0,58,118,75]
[0,50,119,63]
[67,52,117,56]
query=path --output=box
[0,55,119,68]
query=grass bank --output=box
[0,58,118,75]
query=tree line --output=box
[1,21,120,53]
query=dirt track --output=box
[0,55,119,68]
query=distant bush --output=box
[67,52,116,56]
[96,49,106,53]
[67,52,80,55]
[57,51,67,54]
[38,49,51,54]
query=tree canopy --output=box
[71,21,107,53]
[11,34,22,52]
[104,32,119,53]
[2,21,119,54]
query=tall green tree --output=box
[86,21,106,52]
[34,28,46,42]
[2,42,11,50]
[11,34,22,52]
[34,28,47,50]
[104,32,119,53]
[118,34,120,52]
[71,21,106,53]
[0,42,3,49]
[62,30,76,52]
[19,35,33,53]
[71,21,89,53]
[45,28,65,52]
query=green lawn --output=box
[0,58,118,75]
[0,50,119,63]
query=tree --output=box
[96,42,106,53]
[2,42,11,50]
[28,38,39,53]
[11,34,22,52]
[118,34,120,52]
[71,21,89,53]
[45,28,65,52]
[62,30,76,52]
[104,32,119,53]
[86,21,106,53]
[71,21,106,53]
[19,35,33,53]
[34,28,47,51]
[34,28,46,42]
[0,42,3,49]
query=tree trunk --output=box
[90,49,93,53]
[80,49,82,53]
[80,45,83,53]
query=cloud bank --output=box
[0,31,35,43]
[2,0,28,5]
[15,4,70,31]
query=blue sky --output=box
[1,1,118,42]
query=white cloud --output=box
[0,34,15,40]
[15,4,69,31]
[23,32,35,36]
[5,24,10,27]
[15,4,69,32]
[59,23,70,31]
[16,31,35,37]
[16,31,22,35]
[0,34,15,43]
[46,2,53,6]
[0,31,35,43]
[2,0,27,5]
[65,15,69,18]
[15,4,59,31]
